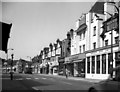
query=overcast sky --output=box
[1,1,96,60]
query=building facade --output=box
[38,0,120,80]
[85,1,120,79]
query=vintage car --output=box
[88,65,120,92]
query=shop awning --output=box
[73,59,83,63]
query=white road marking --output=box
[15,78,23,80]
[41,78,47,80]
[32,87,39,90]
[49,78,54,80]
[0,78,9,79]
[35,78,39,79]
[62,81,72,85]
[26,78,31,80]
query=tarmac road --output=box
[2,73,100,92]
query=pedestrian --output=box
[65,69,68,78]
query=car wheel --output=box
[90,88,98,92]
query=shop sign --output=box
[65,53,85,63]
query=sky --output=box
[1,0,97,60]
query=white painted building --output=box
[85,1,119,79]
[71,0,119,79]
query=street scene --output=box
[0,0,120,92]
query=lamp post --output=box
[6,48,14,74]
[10,53,14,80]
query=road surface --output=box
[2,73,95,92]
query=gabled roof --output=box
[89,1,105,14]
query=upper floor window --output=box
[93,26,96,36]
[83,31,85,39]
[83,45,85,52]
[79,46,81,53]
[93,42,96,49]
[115,36,119,44]
[105,40,108,46]
[80,34,82,40]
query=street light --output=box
[6,48,14,74]
[10,53,14,80]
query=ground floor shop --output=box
[58,57,65,75]
[85,45,120,79]
[74,59,85,77]
[49,56,59,75]
[65,53,86,77]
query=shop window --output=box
[96,55,100,74]
[102,54,106,74]
[87,57,90,73]
[81,59,85,73]
[108,53,112,74]
[92,56,95,73]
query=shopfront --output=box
[49,56,59,75]
[58,57,65,75]
[65,53,86,77]
[86,45,120,79]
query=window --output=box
[92,56,95,73]
[87,57,90,73]
[93,26,96,36]
[105,40,108,46]
[102,54,106,74]
[115,36,119,44]
[93,42,96,49]
[80,34,82,40]
[108,53,112,74]
[96,55,100,74]
[79,46,81,53]
[83,31,85,39]
[83,45,85,52]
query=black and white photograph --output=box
[0,0,120,92]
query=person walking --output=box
[65,68,68,78]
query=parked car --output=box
[88,65,120,92]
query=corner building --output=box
[85,1,120,79]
